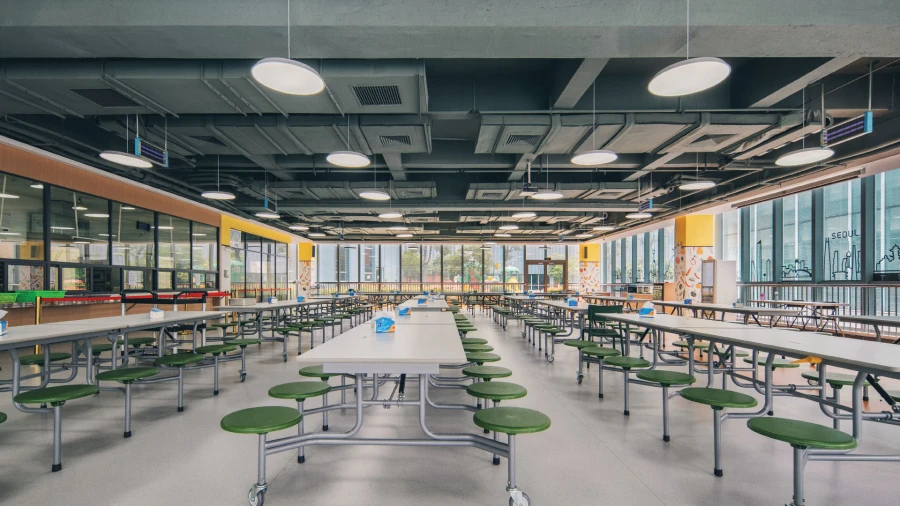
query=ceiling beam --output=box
[383,152,406,181]
[508,114,562,181]
[552,59,609,109]
[238,199,646,213]
[732,56,858,109]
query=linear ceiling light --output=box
[378,212,403,219]
[679,179,717,190]
[498,224,519,230]
[395,233,414,238]
[625,212,652,219]
[289,225,309,231]
[255,211,281,219]
[592,225,616,231]
[388,226,408,230]
[511,211,536,219]
[494,233,512,238]
[531,190,564,200]
[576,233,594,238]
[307,232,326,238]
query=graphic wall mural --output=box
[579,261,602,293]
[674,246,714,301]
[298,261,312,293]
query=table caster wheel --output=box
[547,354,555,363]
[282,353,288,363]
[240,372,247,383]
[509,492,530,506]
[248,487,266,506]
[576,375,583,384]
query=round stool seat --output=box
[155,352,205,367]
[462,366,512,380]
[195,344,238,355]
[581,346,621,358]
[96,367,160,383]
[463,344,494,353]
[562,339,596,349]
[92,343,114,355]
[225,338,263,347]
[747,417,857,450]
[116,337,155,347]
[636,370,696,386]
[210,322,236,329]
[801,371,868,388]
[299,365,342,379]
[220,406,303,435]
[673,340,709,350]
[273,327,296,335]
[19,352,72,366]
[467,381,527,401]
[460,338,488,345]
[680,387,758,410]
[0,412,6,424]
[473,407,551,435]
[604,356,651,370]
[290,322,317,329]
[541,328,567,335]
[268,381,331,401]
[14,384,98,406]
[466,352,501,364]
[743,355,800,368]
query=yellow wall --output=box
[298,243,314,261]
[579,243,600,261]
[220,215,295,246]
[675,215,714,247]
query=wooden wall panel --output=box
[0,143,220,226]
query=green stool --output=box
[603,356,650,416]
[196,344,238,395]
[460,337,488,345]
[268,382,332,463]
[801,371,869,431]
[747,417,856,506]
[91,343,114,356]
[582,346,621,397]
[564,340,597,381]
[155,352,205,412]
[299,365,343,431]
[468,381,528,464]
[116,336,156,348]
[743,355,800,369]
[463,343,494,353]
[635,370,696,441]
[14,384,99,472]
[0,412,5,424]
[462,365,512,381]
[19,352,72,366]
[680,387,758,477]
[226,339,264,382]
[221,406,303,506]
[95,367,160,437]
[472,407,551,504]
[466,352,501,365]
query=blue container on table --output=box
[684,299,692,304]
[417,299,426,305]
[568,299,578,307]
[297,296,305,302]
[375,317,395,333]
[398,307,411,315]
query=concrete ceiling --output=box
[1,2,900,242]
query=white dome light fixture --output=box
[202,156,236,200]
[255,211,281,219]
[498,224,519,230]
[647,0,730,97]
[531,190,564,200]
[576,233,594,238]
[679,179,717,191]
[379,212,403,219]
[359,189,391,201]
[593,225,616,232]
[251,58,325,96]
[100,150,154,169]
[327,150,370,168]
[307,232,326,238]
[289,225,309,231]
[775,146,835,167]
[625,212,652,220]
[571,150,618,166]
[511,211,536,219]
[388,226,408,231]
[395,233,414,238]
[494,233,512,238]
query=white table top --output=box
[504,295,545,301]
[653,301,798,316]
[0,311,223,350]
[393,311,457,325]
[215,298,331,311]
[605,313,900,377]
[836,314,900,326]
[296,321,466,374]
[538,300,591,313]
[397,299,449,311]
[748,299,849,308]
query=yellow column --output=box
[674,215,715,301]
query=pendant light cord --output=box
[592,81,596,149]
[686,0,690,59]
[217,155,221,191]
[287,0,291,59]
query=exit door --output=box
[525,260,567,292]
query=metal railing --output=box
[310,282,532,296]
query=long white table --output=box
[393,311,458,326]
[651,300,798,326]
[835,314,900,344]
[396,298,449,312]
[748,299,849,332]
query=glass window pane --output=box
[782,192,813,280]
[635,234,645,282]
[484,245,504,291]
[0,173,44,260]
[50,188,109,264]
[612,241,621,282]
[112,203,154,268]
[360,244,378,285]
[317,245,337,283]
[719,211,741,282]
[157,271,173,290]
[876,170,900,273]
[62,267,87,291]
[401,245,421,285]
[175,271,190,290]
[624,238,632,283]
[567,245,579,289]
[380,245,400,283]
[463,246,482,289]
[749,202,774,282]
[124,270,146,290]
[8,264,44,290]
[547,262,564,291]
[275,256,287,299]
[339,245,359,282]
[192,222,218,271]
[157,215,190,270]
[664,226,676,282]
[423,244,443,285]
[648,231,659,282]
[191,272,207,289]
[504,245,523,289]
[525,245,544,260]
[246,250,261,297]
[823,179,861,281]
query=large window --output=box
[823,180,861,281]
[0,174,43,261]
[317,245,337,283]
[505,245,524,287]
[380,245,400,282]
[463,246,482,288]
[876,170,900,273]
[50,188,109,265]
[567,245,579,289]
[361,244,378,283]
[485,245,504,291]
[612,241,622,282]
[112,203,154,268]
[623,238,632,283]
[635,233,645,282]
[719,210,741,282]
[648,231,659,282]
[782,192,813,280]
[749,202,774,282]
[401,245,421,284]
[339,244,359,282]
[157,214,190,270]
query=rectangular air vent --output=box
[379,135,412,147]
[689,133,734,149]
[188,135,228,147]
[352,85,402,106]
[69,88,139,108]
[506,134,541,147]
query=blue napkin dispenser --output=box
[398,307,411,315]
[684,299,692,304]
[375,317,395,333]
[568,299,577,307]
[297,296,305,302]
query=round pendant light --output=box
[679,180,717,191]
[511,211,536,219]
[625,212,652,220]
[307,232,326,238]
[494,233,512,238]
[531,190,564,200]
[570,150,618,166]
[289,225,309,231]
[775,147,835,167]
[648,57,731,97]
[498,224,519,230]
[251,57,325,96]
[255,211,281,219]
[593,225,616,231]
[201,190,236,200]
[359,189,391,201]
[100,151,154,169]
[327,150,370,168]
[379,212,403,219]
